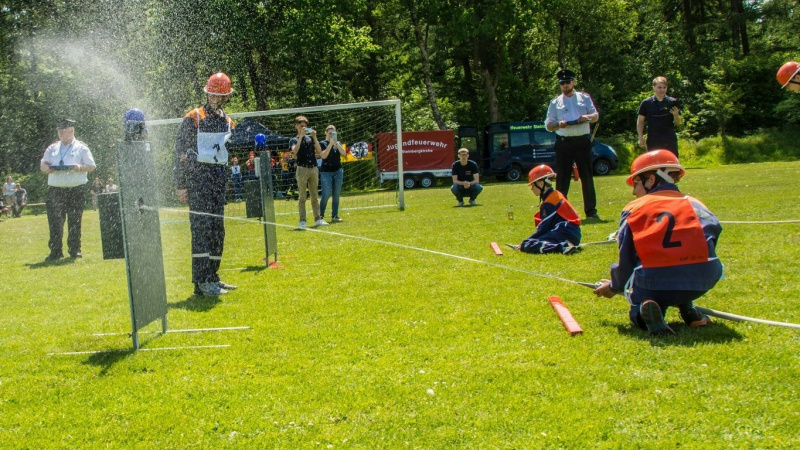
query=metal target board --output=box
[116,141,168,349]
[258,151,279,264]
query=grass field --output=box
[1,162,799,448]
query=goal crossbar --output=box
[148,99,401,126]
[147,99,405,210]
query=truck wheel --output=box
[593,158,611,176]
[419,174,435,188]
[403,176,417,189]
[506,166,522,182]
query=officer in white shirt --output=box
[545,69,600,220]
[40,119,96,260]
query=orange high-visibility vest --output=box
[624,191,709,268]
[535,190,581,227]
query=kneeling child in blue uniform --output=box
[510,165,581,255]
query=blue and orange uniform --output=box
[608,183,722,329]
[520,188,581,254]
[173,104,235,287]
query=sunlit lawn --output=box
[1,162,799,447]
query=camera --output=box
[332,131,337,140]
[670,99,681,109]
[304,127,313,136]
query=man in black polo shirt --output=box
[450,148,483,206]
[545,69,600,220]
[289,115,326,229]
[637,76,682,156]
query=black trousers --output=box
[47,185,86,256]
[554,135,597,216]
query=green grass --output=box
[1,162,799,447]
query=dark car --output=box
[458,121,619,181]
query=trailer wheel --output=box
[403,176,417,189]
[419,174,435,188]
[506,166,523,182]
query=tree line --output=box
[2,0,799,180]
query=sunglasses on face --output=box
[295,121,307,125]
[559,80,573,85]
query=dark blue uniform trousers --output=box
[189,164,227,284]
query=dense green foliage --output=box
[1,162,799,446]
[2,0,800,190]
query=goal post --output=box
[148,99,406,215]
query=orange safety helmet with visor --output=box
[204,72,234,96]
[527,164,556,185]
[627,150,685,187]
[777,61,800,89]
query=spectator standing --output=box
[105,177,119,193]
[450,147,483,206]
[245,151,257,180]
[545,69,600,220]
[280,151,295,198]
[637,76,682,156]
[173,72,238,297]
[230,157,243,202]
[289,115,327,229]
[594,150,721,336]
[319,125,346,222]
[90,178,104,209]
[12,183,26,217]
[3,176,15,211]
[40,118,96,259]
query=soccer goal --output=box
[147,99,405,221]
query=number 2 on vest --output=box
[657,212,682,248]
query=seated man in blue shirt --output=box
[451,148,483,206]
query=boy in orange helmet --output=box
[594,150,722,335]
[173,72,237,297]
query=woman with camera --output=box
[319,125,345,223]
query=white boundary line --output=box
[48,344,230,356]
[92,326,251,337]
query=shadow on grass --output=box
[241,265,268,273]
[82,348,135,376]
[611,321,744,346]
[582,216,611,225]
[26,257,76,269]
[169,295,221,312]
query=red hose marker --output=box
[490,242,503,256]
[548,296,583,335]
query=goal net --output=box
[146,99,404,224]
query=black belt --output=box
[298,164,317,168]
[556,134,589,141]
